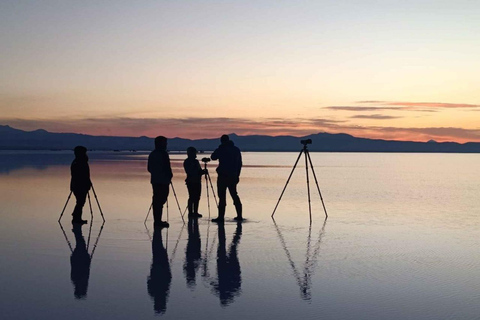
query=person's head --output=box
[154,136,168,150]
[220,134,230,145]
[74,146,88,158]
[187,146,197,158]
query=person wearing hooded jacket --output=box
[210,134,243,222]
[148,136,173,228]
[70,146,92,224]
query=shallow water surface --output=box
[1,151,479,319]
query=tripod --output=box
[271,139,328,222]
[58,184,105,222]
[145,182,185,224]
[202,159,218,218]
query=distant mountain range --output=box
[1,124,480,153]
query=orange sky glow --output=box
[1,2,479,143]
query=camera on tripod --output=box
[272,138,328,221]
[202,157,211,163]
[301,139,312,145]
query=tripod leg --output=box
[58,191,72,222]
[205,173,211,218]
[85,192,94,249]
[90,220,105,259]
[166,198,169,222]
[305,150,312,223]
[272,149,304,218]
[207,173,218,207]
[306,151,328,218]
[87,192,94,221]
[58,220,74,253]
[87,197,94,249]
[144,203,152,224]
[91,184,105,222]
[170,182,185,224]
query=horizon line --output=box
[1,123,475,145]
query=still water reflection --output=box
[211,222,242,306]
[147,227,171,315]
[59,220,105,300]
[1,151,480,319]
[70,224,91,299]
[273,219,327,301]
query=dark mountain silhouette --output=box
[1,124,480,153]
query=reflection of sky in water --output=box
[1,152,480,319]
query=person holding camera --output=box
[148,136,173,228]
[210,134,243,222]
[183,146,206,218]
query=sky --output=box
[1,0,479,142]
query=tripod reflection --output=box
[58,219,105,299]
[272,218,327,301]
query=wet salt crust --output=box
[1,151,479,320]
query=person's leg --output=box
[227,177,243,220]
[214,175,227,221]
[187,183,194,216]
[159,184,169,221]
[192,182,202,217]
[153,184,169,225]
[72,190,87,222]
[152,184,161,222]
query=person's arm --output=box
[210,147,220,160]
[184,159,196,177]
[164,152,173,180]
[86,163,92,188]
[196,160,206,175]
[237,149,242,177]
[70,162,75,191]
[147,153,152,173]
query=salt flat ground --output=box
[1,151,479,320]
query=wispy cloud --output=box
[1,116,480,143]
[357,101,480,110]
[326,106,403,111]
[350,114,402,120]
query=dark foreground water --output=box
[1,151,479,319]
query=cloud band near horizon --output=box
[2,116,480,143]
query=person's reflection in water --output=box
[70,224,91,299]
[147,228,172,315]
[184,218,202,288]
[211,222,242,306]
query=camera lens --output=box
[300,139,312,145]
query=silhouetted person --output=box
[148,136,172,228]
[211,222,242,306]
[70,224,91,299]
[184,147,207,218]
[70,146,92,224]
[211,135,243,222]
[184,218,202,288]
[147,229,172,315]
